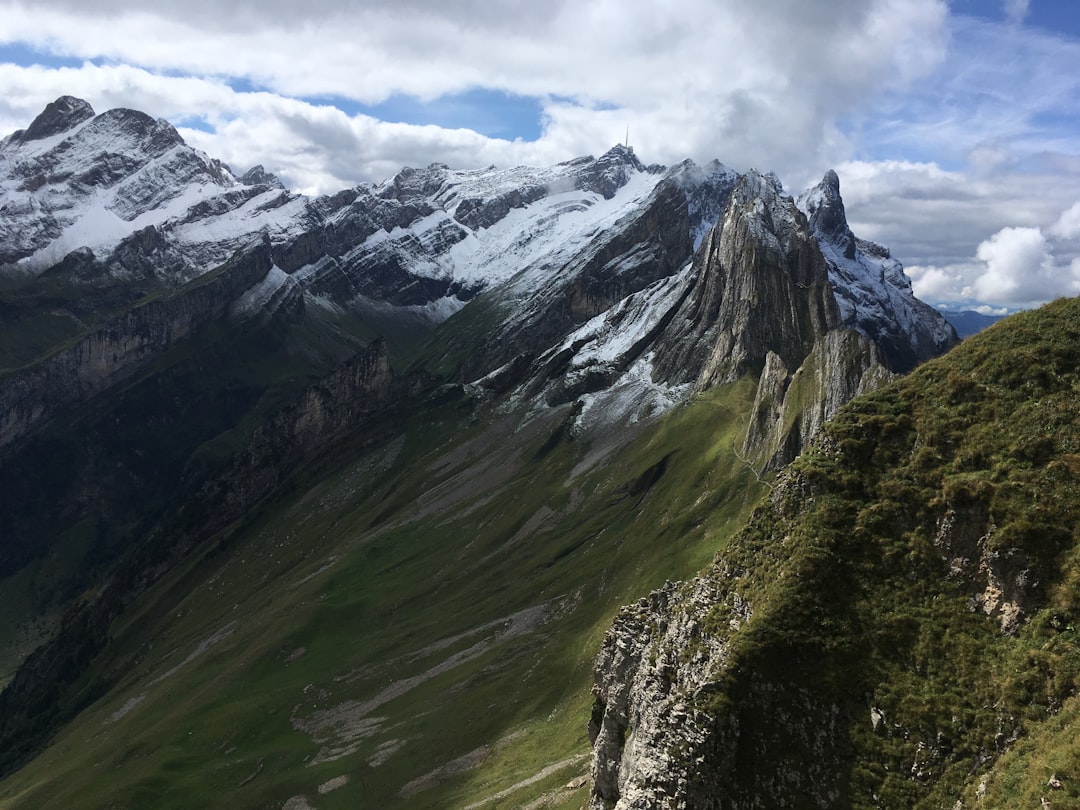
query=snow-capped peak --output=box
[0,96,284,273]
[797,170,957,371]
[15,95,95,144]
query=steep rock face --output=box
[589,578,739,809]
[510,171,893,468]
[742,330,894,470]
[15,96,95,143]
[588,543,847,810]
[0,238,276,449]
[797,170,958,371]
[652,171,841,389]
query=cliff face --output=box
[651,171,841,389]
[742,330,895,471]
[646,171,894,467]
[0,238,276,449]
[589,551,847,810]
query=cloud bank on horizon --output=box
[1,0,1079,312]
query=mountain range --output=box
[0,97,1073,809]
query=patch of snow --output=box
[562,263,694,369]
[170,189,307,247]
[413,294,466,322]
[574,352,692,435]
[232,264,290,316]
[450,170,663,293]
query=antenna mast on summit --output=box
[625,125,634,155]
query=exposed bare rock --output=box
[652,171,840,389]
[743,330,895,471]
[17,96,95,143]
[0,238,276,449]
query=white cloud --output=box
[972,226,1056,302]
[907,264,971,301]
[1004,0,1030,25]
[0,0,950,189]
[0,63,560,194]
[1049,201,1080,240]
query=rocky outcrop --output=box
[239,164,285,189]
[0,238,275,449]
[588,545,848,809]
[589,578,737,809]
[647,171,892,466]
[933,506,1038,636]
[742,330,895,470]
[651,171,841,388]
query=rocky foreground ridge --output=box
[589,299,1080,808]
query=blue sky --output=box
[1,0,1079,311]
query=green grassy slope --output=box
[0,300,371,687]
[0,373,766,808]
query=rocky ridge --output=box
[588,299,1080,808]
[497,170,909,468]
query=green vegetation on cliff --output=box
[623,297,1080,808]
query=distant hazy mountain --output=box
[940,308,1007,338]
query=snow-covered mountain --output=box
[1,98,736,325]
[0,96,957,457]
[1,96,244,270]
[2,98,952,363]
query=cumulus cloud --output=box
[904,219,1080,309]
[972,227,1056,302]
[1049,201,1080,240]
[0,0,950,189]
[907,264,972,302]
